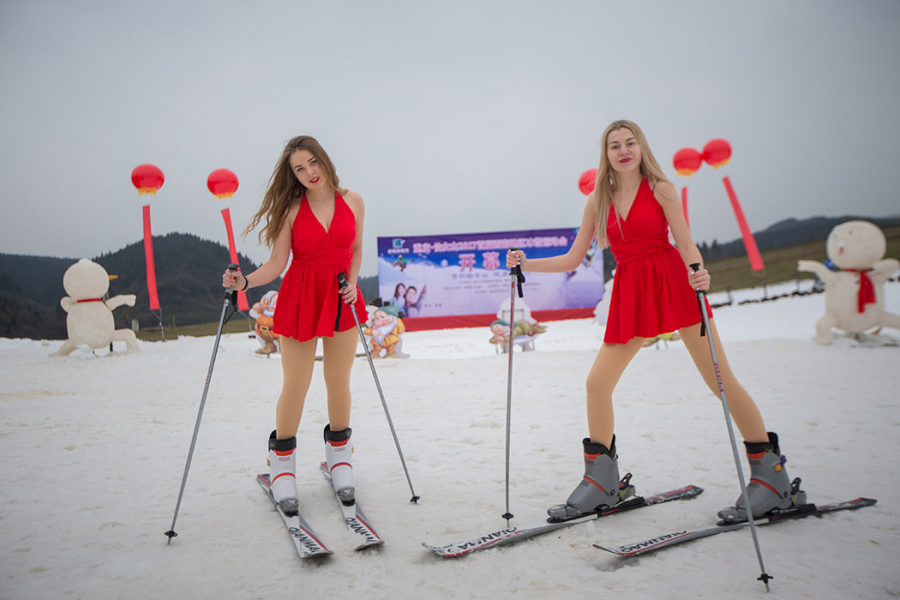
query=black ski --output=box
[423,483,703,557]
[595,497,877,557]
[319,462,384,550]
[257,473,332,559]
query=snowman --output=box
[797,220,900,344]
[50,259,141,356]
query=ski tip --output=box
[422,542,464,558]
[355,540,385,551]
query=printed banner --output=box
[377,228,604,329]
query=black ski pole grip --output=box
[509,247,526,298]
[225,263,240,301]
[337,272,356,306]
[690,263,706,337]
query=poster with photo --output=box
[376,228,604,329]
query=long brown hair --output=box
[244,135,347,247]
[591,120,670,248]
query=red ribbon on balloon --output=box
[141,205,160,311]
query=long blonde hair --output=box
[591,120,671,248]
[244,135,348,247]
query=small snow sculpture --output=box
[50,259,140,356]
[797,220,899,344]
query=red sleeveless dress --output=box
[604,178,710,344]
[273,192,367,342]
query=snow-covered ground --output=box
[2,281,898,599]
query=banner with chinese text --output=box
[376,228,603,330]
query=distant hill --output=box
[2,215,898,339]
[0,233,275,339]
[0,232,380,340]
[695,214,900,263]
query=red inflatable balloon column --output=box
[702,138,732,169]
[131,164,164,326]
[207,168,239,199]
[704,138,763,271]
[578,168,598,195]
[132,164,165,195]
[208,168,248,311]
[673,139,764,272]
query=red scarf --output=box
[845,270,875,313]
[77,298,104,303]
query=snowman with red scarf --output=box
[50,259,140,356]
[798,220,900,344]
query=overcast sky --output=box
[2,0,898,277]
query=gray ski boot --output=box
[268,431,299,516]
[547,436,635,521]
[718,432,802,522]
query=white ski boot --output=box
[548,436,634,521]
[324,425,354,506]
[718,432,798,522]
[268,431,299,515]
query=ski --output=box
[256,473,332,559]
[319,462,384,550]
[423,484,703,558]
[594,496,877,557]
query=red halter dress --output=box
[273,192,367,342]
[604,178,711,344]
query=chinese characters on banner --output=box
[377,228,604,330]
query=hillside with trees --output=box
[2,214,898,339]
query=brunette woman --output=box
[223,135,365,513]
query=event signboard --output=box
[376,228,604,330]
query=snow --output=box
[2,281,899,599]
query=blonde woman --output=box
[223,135,365,513]
[507,120,796,522]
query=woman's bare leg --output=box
[679,320,768,443]
[585,337,645,448]
[321,327,359,431]
[275,335,318,439]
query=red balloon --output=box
[207,168,239,199]
[702,138,732,168]
[673,148,702,176]
[578,168,598,195]
[131,164,165,195]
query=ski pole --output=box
[337,272,420,504]
[690,263,772,592]
[165,263,240,544]
[502,249,526,524]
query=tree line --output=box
[2,214,898,339]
